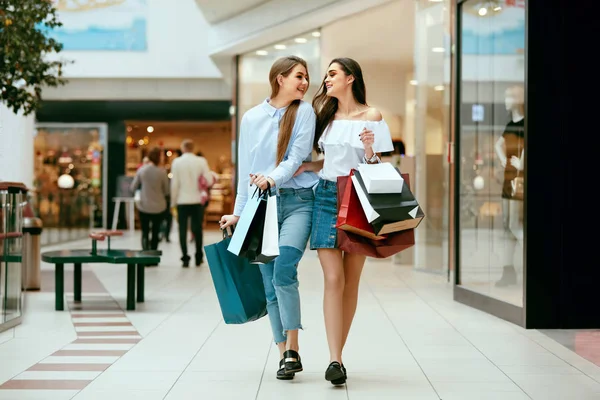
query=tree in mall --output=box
[0,0,68,116]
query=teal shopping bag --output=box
[205,230,268,324]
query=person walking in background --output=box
[131,147,170,260]
[170,139,214,267]
[295,57,394,385]
[220,56,317,381]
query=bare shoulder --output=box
[364,107,383,122]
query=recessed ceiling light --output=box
[432,47,445,53]
[312,31,321,37]
[256,50,268,56]
[274,44,286,50]
[493,6,502,11]
[434,85,445,91]
[146,126,154,133]
[294,38,307,43]
[410,80,418,86]
[478,7,488,16]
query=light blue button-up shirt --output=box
[233,98,319,216]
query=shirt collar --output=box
[261,98,288,118]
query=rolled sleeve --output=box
[267,105,316,187]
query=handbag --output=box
[205,227,268,324]
[227,187,267,258]
[353,170,425,235]
[251,186,279,264]
[336,170,386,240]
[337,228,415,259]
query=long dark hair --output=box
[269,56,309,164]
[312,57,367,151]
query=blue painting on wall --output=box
[49,0,147,51]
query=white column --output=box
[0,104,35,187]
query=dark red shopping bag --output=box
[336,170,386,241]
[336,171,415,258]
[337,228,415,258]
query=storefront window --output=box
[33,124,107,245]
[458,0,526,306]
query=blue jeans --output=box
[259,187,314,344]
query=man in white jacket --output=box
[170,139,214,267]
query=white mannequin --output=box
[494,85,525,287]
[495,87,524,170]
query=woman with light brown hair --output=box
[220,56,318,380]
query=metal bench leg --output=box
[74,263,82,302]
[126,263,135,310]
[55,263,64,311]
[136,264,145,303]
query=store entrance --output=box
[124,121,233,231]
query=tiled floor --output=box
[1,230,599,399]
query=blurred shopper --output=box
[295,58,394,385]
[170,139,214,267]
[131,147,170,257]
[220,56,317,381]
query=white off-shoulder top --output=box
[318,119,394,182]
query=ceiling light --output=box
[478,7,488,16]
[312,31,321,37]
[294,38,307,43]
[429,0,443,2]
[146,126,154,133]
[434,85,445,91]
[432,47,445,53]
[274,44,286,50]
[410,80,418,86]
[493,6,502,11]
[256,50,268,56]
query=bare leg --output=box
[341,252,366,350]
[318,248,345,363]
[286,329,299,352]
[277,341,286,359]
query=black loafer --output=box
[325,361,346,385]
[277,358,294,380]
[283,350,303,374]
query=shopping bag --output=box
[205,228,268,324]
[353,170,425,235]
[251,190,280,264]
[227,187,267,258]
[356,162,404,194]
[336,171,387,240]
[337,228,415,259]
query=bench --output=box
[41,231,161,311]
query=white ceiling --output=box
[194,0,270,24]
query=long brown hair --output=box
[312,57,367,151]
[269,56,309,164]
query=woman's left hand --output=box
[250,173,275,190]
[359,128,374,150]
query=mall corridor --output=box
[0,231,597,400]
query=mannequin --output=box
[494,85,524,287]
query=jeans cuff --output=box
[282,325,303,337]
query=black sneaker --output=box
[277,358,294,380]
[325,361,345,385]
[283,350,303,374]
[181,256,190,268]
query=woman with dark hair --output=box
[131,147,169,257]
[295,58,394,385]
[219,56,318,380]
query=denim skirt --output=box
[310,179,339,250]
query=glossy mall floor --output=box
[0,229,599,399]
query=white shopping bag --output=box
[227,189,264,257]
[357,162,404,194]
[252,193,279,264]
[351,174,380,223]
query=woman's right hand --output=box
[219,214,239,230]
[293,163,307,177]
